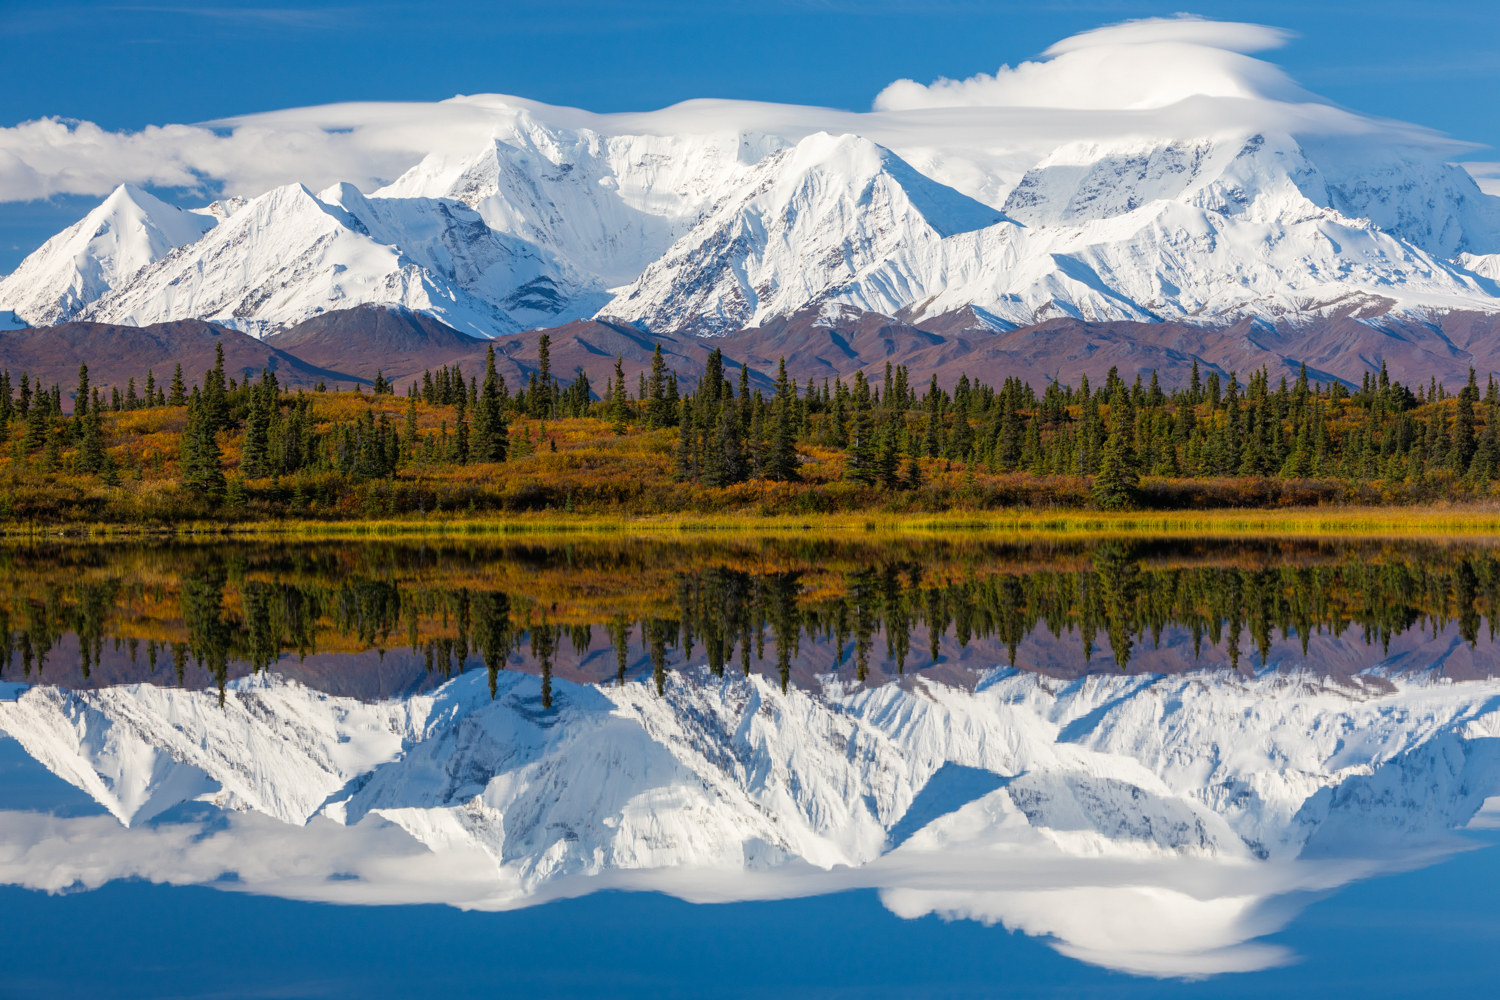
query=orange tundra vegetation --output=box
[4,335,1500,525]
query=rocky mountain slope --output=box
[0,319,357,403]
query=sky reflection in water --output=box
[2,535,1500,995]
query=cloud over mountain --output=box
[0,16,1480,208]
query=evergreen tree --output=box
[674,399,699,480]
[923,375,943,458]
[169,364,187,406]
[74,363,90,418]
[845,372,878,486]
[78,406,107,475]
[610,354,630,434]
[704,402,746,487]
[449,381,470,464]
[23,391,47,452]
[240,371,272,477]
[1091,384,1139,509]
[762,358,800,482]
[903,453,924,490]
[405,393,420,459]
[647,343,672,428]
[738,363,753,434]
[1452,367,1479,472]
[180,392,226,498]
[530,334,553,418]
[877,421,902,489]
[473,343,508,462]
[202,343,229,433]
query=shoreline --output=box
[8,504,1500,540]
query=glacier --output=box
[4,654,1500,978]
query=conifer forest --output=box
[1,332,1498,524]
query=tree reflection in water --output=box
[2,536,1500,698]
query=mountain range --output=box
[5,21,1500,389]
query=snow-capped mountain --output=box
[5,17,1500,352]
[0,184,217,327]
[603,132,1004,336]
[4,643,1500,976]
[375,118,788,287]
[621,129,1500,333]
[829,131,1500,330]
[75,182,603,339]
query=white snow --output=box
[77,182,602,338]
[0,184,216,326]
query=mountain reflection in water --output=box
[3,535,1500,978]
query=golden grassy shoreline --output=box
[6,504,1500,541]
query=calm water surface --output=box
[2,535,1500,997]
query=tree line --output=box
[3,330,1499,512]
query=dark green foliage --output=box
[472,343,509,463]
[762,358,800,482]
[845,372,877,486]
[179,391,226,498]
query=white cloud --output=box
[0,804,1471,979]
[0,16,1479,212]
[1463,162,1500,196]
[872,16,1310,112]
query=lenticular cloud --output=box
[872,16,1313,112]
[0,15,1472,207]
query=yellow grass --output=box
[9,503,1500,541]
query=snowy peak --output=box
[1003,129,1500,259]
[377,120,788,286]
[0,184,217,326]
[605,132,1005,335]
[79,181,604,339]
[7,662,1500,977]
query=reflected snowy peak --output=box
[4,644,1500,977]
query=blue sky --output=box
[1,0,1497,268]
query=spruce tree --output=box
[78,407,107,475]
[169,364,186,406]
[877,421,902,489]
[923,375,943,458]
[405,393,420,459]
[610,354,629,434]
[845,373,877,486]
[1452,368,1478,473]
[241,373,271,478]
[1091,385,1139,509]
[762,358,800,482]
[180,393,226,497]
[74,363,90,418]
[450,383,470,464]
[903,453,924,490]
[23,393,47,452]
[704,403,746,487]
[473,343,508,462]
[674,399,699,480]
[647,344,671,428]
[207,344,229,428]
[738,363,753,435]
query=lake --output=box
[3,533,1500,997]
